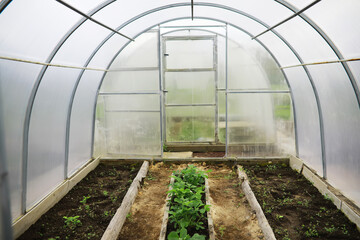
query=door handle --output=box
[164,53,169,57]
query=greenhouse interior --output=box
[0,0,359,239]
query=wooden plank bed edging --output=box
[159,174,215,240]
[237,165,276,240]
[101,160,149,240]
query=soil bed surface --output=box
[19,163,141,240]
[245,164,360,240]
[118,162,263,240]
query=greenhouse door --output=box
[163,36,218,143]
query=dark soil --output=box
[193,152,225,158]
[18,163,141,240]
[244,164,360,240]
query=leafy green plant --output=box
[218,225,226,237]
[167,165,211,240]
[63,216,82,230]
[324,225,336,233]
[102,190,109,197]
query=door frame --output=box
[161,35,219,144]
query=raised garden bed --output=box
[244,163,360,240]
[18,162,141,240]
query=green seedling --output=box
[80,195,91,204]
[102,190,108,197]
[276,214,284,220]
[219,225,226,237]
[63,216,81,230]
[324,225,336,233]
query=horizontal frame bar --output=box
[99,92,160,95]
[281,58,360,69]
[160,25,226,28]
[163,35,216,41]
[165,68,215,72]
[227,90,290,94]
[105,110,160,113]
[108,67,159,72]
[165,103,216,107]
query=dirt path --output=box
[207,164,264,240]
[118,162,173,240]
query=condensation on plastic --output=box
[105,112,161,156]
[0,60,43,220]
[283,67,323,175]
[276,16,338,63]
[227,93,295,157]
[166,106,216,143]
[305,0,360,59]
[307,64,360,206]
[101,71,159,93]
[51,20,111,67]
[165,72,215,105]
[0,0,81,61]
[26,67,81,209]
[165,39,214,69]
[104,95,159,111]
[67,70,103,177]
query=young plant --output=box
[63,216,82,230]
[80,195,91,204]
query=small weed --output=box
[102,190,109,197]
[126,212,133,222]
[218,225,226,237]
[80,195,91,204]
[104,211,109,217]
[147,173,157,181]
[304,224,319,237]
[341,224,349,235]
[48,237,60,240]
[128,179,133,184]
[63,216,82,230]
[324,225,336,233]
[239,193,244,198]
[276,214,284,220]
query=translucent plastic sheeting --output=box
[68,70,103,177]
[227,93,295,157]
[27,67,81,209]
[307,64,360,206]
[93,96,106,158]
[0,60,43,220]
[0,0,80,61]
[165,72,215,105]
[227,26,289,90]
[109,31,158,68]
[61,0,108,14]
[101,71,159,93]
[105,112,161,156]
[205,0,293,26]
[306,0,360,59]
[104,95,159,112]
[51,20,111,67]
[283,67,323,175]
[276,16,338,63]
[348,61,360,89]
[166,106,216,143]
[165,39,214,69]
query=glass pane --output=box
[227,93,295,157]
[165,39,214,69]
[165,72,215,104]
[166,106,215,142]
[218,92,226,143]
[105,112,161,156]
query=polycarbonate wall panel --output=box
[165,72,215,104]
[283,67,323,175]
[348,61,360,89]
[227,93,295,157]
[68,70,103,177]
[0,0,80,61]
[61,0,108,13]
[276,17,338,62]
[105,95,159,111]
[27,67,80,209]
[0,60,43,220]
[94,96,106,158]
[166,106,215,142]
[306,0,360,59]
[308,64,360,206]
[101,71,159,93]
